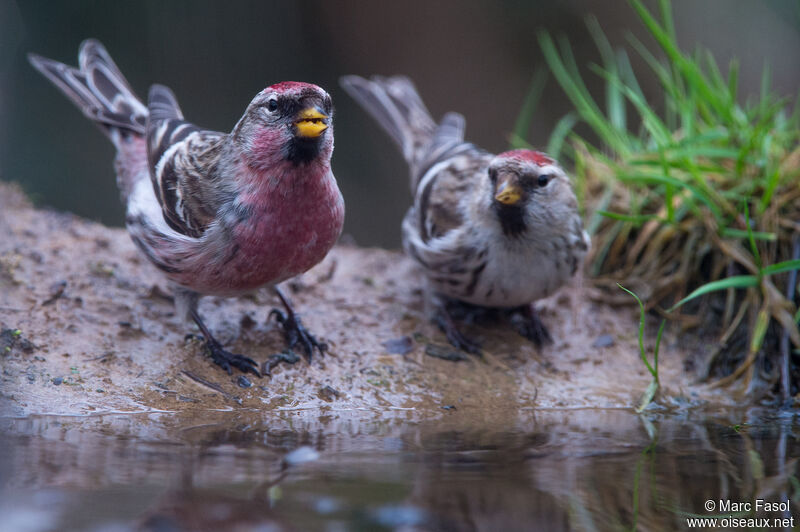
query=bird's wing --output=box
[146,84,228,238]
[401,148,494,302]
[413,146,492,242]
[402,207,489,301]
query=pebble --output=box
[592,334,615,348]
[382,336,413,355]
[283,446,320,467]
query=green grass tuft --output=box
[529,0,800,395]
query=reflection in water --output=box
[1,410,798,531]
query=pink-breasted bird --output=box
[29,40,345,376]
[341,75,589,353]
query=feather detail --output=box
[28,39,146,140]
[146,85,229,238]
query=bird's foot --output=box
[190,308,261,377]
[263,350,302,377]
[205,339,261,377]
[269,309,327,362]
[511,306,553,347]
[434,309,482,355]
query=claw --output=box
[512,305,553,347]
[271,286,327,363]
[206,339,262,377]
[269,308,327,362]
[434,307,482,356]
[190,308,261,377]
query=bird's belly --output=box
[171,190,344,297]
[195,239,329,297]
[436,246,570,308]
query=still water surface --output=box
[1,409,798,531]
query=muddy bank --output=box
[0,182,731,418]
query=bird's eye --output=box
[267,99,278,112]
[537,174,550,187]
[489,168,498,183]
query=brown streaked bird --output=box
[29,40,345,376]
[341,75,589,353]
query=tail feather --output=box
[341,75,475,191]
[340,75,437,170]
[435,112,465,144]
[28,39,146,139]
[147,84,184,123]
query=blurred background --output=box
[1,0,799,248]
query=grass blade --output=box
[761,259,800,277]
[720,228,776,242]
[743,200,762,271]
[547,112,578,159]
[598,211,659,224]
[586,16,627,132]
[512,69,548,146]
[538,30,631,156]
[669,276,759,311]
[617,284,657,377]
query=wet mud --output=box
[0,181,737,418]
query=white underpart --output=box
[127,178,185,239]
[474,237,568,307]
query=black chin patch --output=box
[285,136,323,165]
[494,203,527,237]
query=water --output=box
[2,409,798,531]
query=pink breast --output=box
[203,170,344,295]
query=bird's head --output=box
[234,82,334,170]
[487,149,577,237]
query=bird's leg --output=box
[190,309,261,377]
[511,304,553,347]
[269,286,327,362]
[434,302,482,355]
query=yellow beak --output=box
[494,177,523,205]
[294,107,329,138]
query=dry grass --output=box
[518,0,800,401]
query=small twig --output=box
[710,301,767,390]
[719,296,751,347]
[181,370,242,405]
[41,280,67,306]
[779,235,800,403]
[694,294,752,382]
[85,352,114,362]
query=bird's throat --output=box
[494,203,527,238]
[284,135,324,165]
